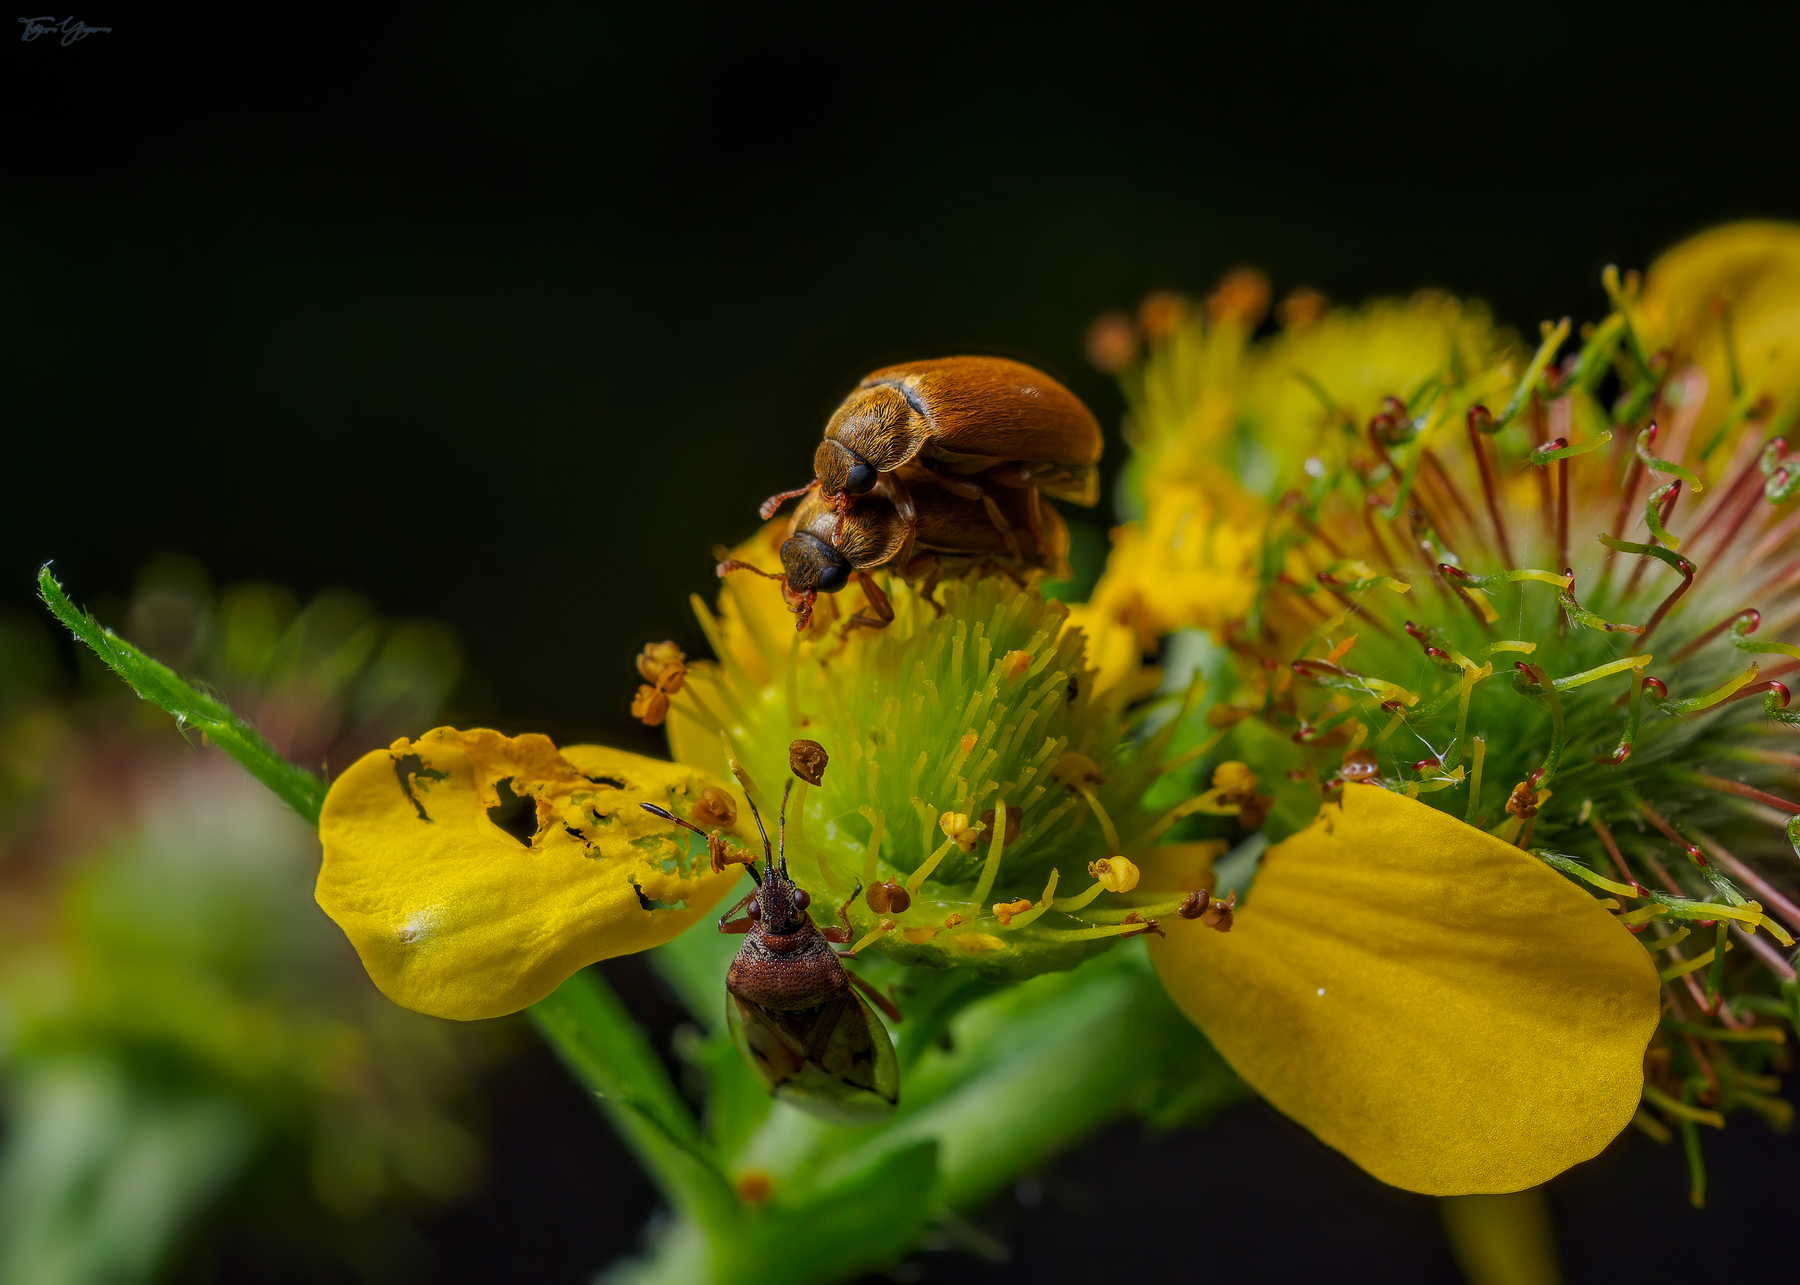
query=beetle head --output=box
[780,531,851,594]
[814,439,878,496]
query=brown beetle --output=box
[760,356,1104,538]
[723,463,1069,631]
[642,777,901,1124]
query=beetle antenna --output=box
[758,480,817,521]
[778,777,793,878]
[742,789,774,869]
[716,558,784,581]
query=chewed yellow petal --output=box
[317,727,747,1020]
[1147,784,1659,1195]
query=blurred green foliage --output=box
[0,559,502,1283]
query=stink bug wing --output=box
[863,356,1104,472]
[726,991,807,1095]
[726,989,897,1127]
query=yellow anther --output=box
[992,898,1034,926]
[635,640,687,691]
[902,925,940,944]
[942,912,964,928]
[1001,648,1031,681]
[1087,855,1141,893]
[630,684,670,726]
[939,810,982,852]
[734,1171,773,1204]
[958,731,978,755]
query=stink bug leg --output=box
[822,881,862,945]
[844,969,903,1024]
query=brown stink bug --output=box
[640,779,900,1124]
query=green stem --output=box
[37,566,326,824]
[1438,1189,1562,1285]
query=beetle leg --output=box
[903,555,945,617]
[933,474,1023,559]
[984,463,1037,489]
[845,571,896,631]
[982,462,1046,540]
[978,557,1029,590]
[832,490,851,545]
[884,469,917,533]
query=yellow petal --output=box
[1147,784,1659,1194]
[317,727,748,1020]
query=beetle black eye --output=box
[843,459,877,494]
[792,888,811,911]
[747,899,760,919]
[813,560,849,593]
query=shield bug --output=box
[721,464,1069,631]
[641,779,901,1124]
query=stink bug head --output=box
[743,778,812,935]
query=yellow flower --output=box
[316,728,747,1020]
[1639,221,1800,461]
[1146,785,1658,1194]
[1093,242,1800,1200]
[1085,473,1264,647]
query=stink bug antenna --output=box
[638,802,761,884]
[639,802,697,832]
[742,789,774,870]
[778,778,793,878]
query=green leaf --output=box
[529,969,738,1229]
[37,566,325,825]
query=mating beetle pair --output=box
[643,756,901,1124]
[722,356,1104,630]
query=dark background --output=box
[6,4,1799,1280]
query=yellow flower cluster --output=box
[307,223,1800,1201]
